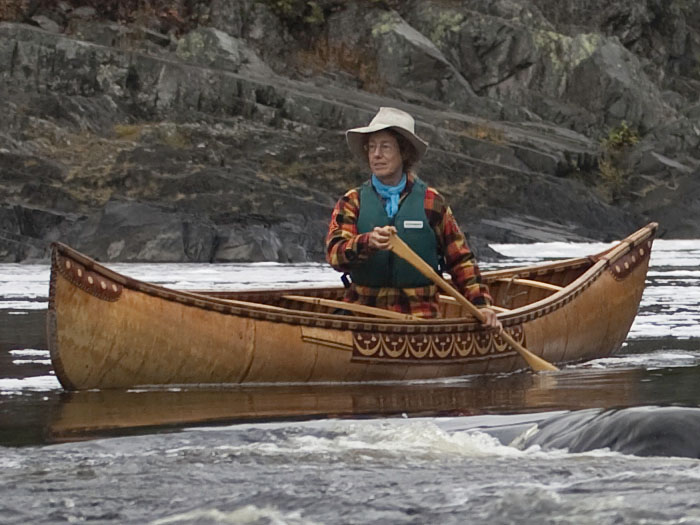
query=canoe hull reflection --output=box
[47,370,645,443]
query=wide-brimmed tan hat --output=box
[346,107,428,164]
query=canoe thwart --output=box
[439,295,511,312]
[282,295,419,320]
[496,278,564,293]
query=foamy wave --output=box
[187,420,526,462]
[491,239,700,267]
[0,375,61,393]
[181,418,633,463]
[648,270,700,278]
[150,504,321,525]
[576,350,700,370]
[10,349,50,357]
[0,301,48,310]
[490,241,614,259]
[0,455,24,469]
[12,359,52,365]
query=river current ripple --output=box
[1,239,700,524]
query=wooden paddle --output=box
[388,233,559,372]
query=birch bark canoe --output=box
[47,223,657,390]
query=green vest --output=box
[351,177,440,288]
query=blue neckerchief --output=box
[371,173,406,219]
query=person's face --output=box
[367,130,403,184]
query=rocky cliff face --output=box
[1,0,699,263]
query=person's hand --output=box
[479,307,502,331]
[368,225,397,251]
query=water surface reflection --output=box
[4,352,699,446]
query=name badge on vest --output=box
[403,220,424,229]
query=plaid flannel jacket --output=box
[326,173,493,318]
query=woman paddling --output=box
[325,106,500,327]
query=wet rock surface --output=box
[1,1,699,262]
[514,406,700,458]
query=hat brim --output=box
[346,124,428,165]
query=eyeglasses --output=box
[365,142,397,154]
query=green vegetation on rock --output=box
[533,30,602,73]
[598,121,640,202]
[601,121,640,151]
[371,11,400,37]
[427,10,465,47]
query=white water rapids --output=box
[2,239,700,524]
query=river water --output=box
[1,239,700,524]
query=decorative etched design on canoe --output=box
[56,254,123,301]
[609,240,652,281]
[352,326,525,362]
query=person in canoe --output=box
[326,106,501,327]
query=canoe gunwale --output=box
[483,256,595,281]
[48,223,657,335]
